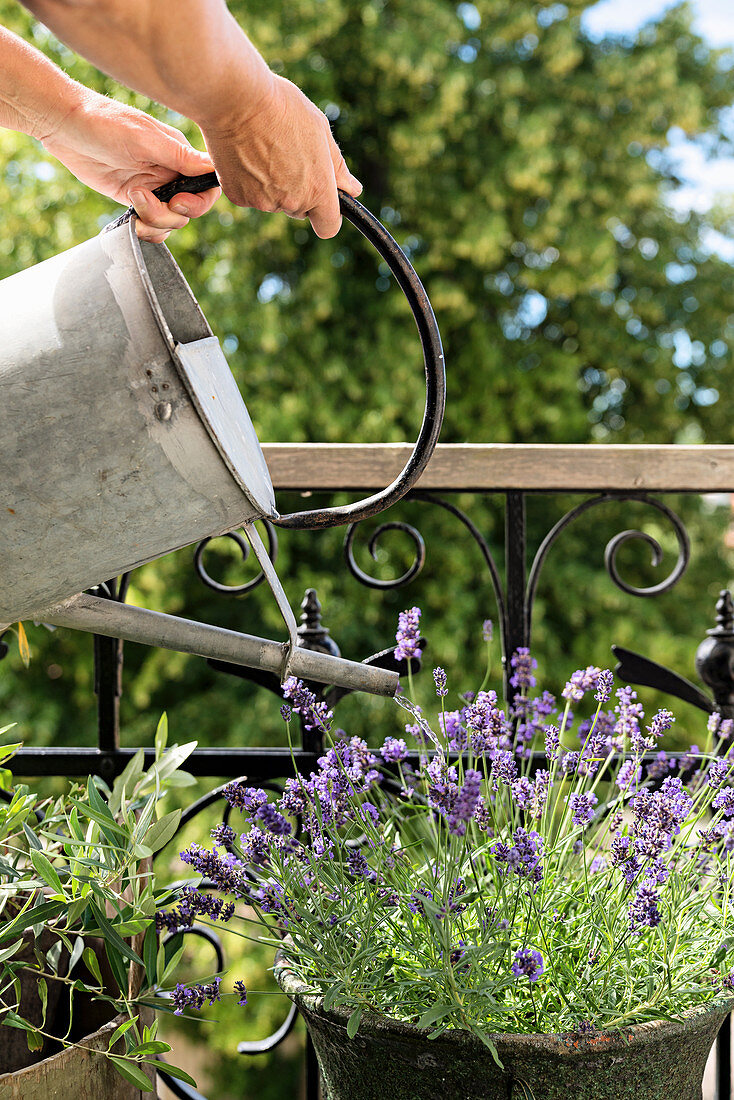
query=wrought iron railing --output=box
[6,441,734,1100]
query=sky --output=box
[583,0,734,215]
[581,0,734,258]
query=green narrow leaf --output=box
[512,1079,536,1100]
[109,748,145,814]
[16,622,30,667]
[128,1040,169,1056]
[160,943,186,986]
[89,902,143,967]
[68,798,129,841]
[108,1055,156,1092]
[346,1006,363,1039]
[323,982,344,1011]
[82,947,104,987]
[154,713,168,759]
[38,977,48,1027]
[25,1030,44,1052]
[108,1016,138,1051]
[22,821,42,850]
[417,1004,455,1029]
[144,809,182,854]
[0,900,64,942]
[151,1060,197,1087]
[30,849,64,896]
[143,924,158,989]
[0,940,23,964]
[1,1009,33,1031]
[155,941,166,985]
[104,941,129,996]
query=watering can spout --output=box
[33,592,398,696]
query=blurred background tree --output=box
[1,0,733,1095]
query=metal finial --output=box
[710,590,734,637]
[297,589,341,657]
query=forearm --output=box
[23,0,275,130]
[0,24,84,139]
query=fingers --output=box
[129,188,189,243]
[129,185,221,243]
[329,138,362,198]
[307,181,342,240]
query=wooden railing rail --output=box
[261,443,734,492]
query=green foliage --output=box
[0,730,196,1089]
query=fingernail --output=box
[129,189,145,207]
[170,203,189,216]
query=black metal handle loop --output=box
[106,173,446,530]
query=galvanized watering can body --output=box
[0,185,445,695]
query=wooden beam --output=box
[261,443,734,493]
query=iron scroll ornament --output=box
[110,173,446,531]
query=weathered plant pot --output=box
[275,956,732,1100]
[0,1011,156,1099]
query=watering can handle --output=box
[121,172,446,531]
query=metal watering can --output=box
[0,173,445,696]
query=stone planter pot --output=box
[275,956,732,1100]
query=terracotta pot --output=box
[275,956,732,1100]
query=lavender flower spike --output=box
[394,607,422,662]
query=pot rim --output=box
[274,949,734,1056]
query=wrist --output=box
[32,75,89,144]
[189,36,277,133]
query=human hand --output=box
[201,74,362,239]
[41,92,221,243]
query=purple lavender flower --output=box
[439,709,467,751]
[713,787,734,817]
[464,691,509,754]
[380,737,409,763]
[709,713,734,741]
[180,844,249,897]
[589,855,607,874]
[491,750,518,790]
[568,791,598,827]
[425,756,459,815]
[157,886,235,934]
[233,979,247,1006]
[280,704,292,723]
[511,948,544,982]
[511,776,533,810]
[211,823,236,846]
[614,686,646,754]
[223,783,268,814]
[394,607,422,662]
[433,667,448,698]
[616,759,642,792]
[628,885,662,933]
[610,833,630,866]
[482,619,493,642]
[256,802,292,836]
[510,648,537,690]
[448,769,482,835]
[709,758,733,789]
[171,977,222,1015]
[492,828,544,885]
[595,669,614,704]
[347,848,375,881]
[647,708,675,742]
[544,725,560,762]
[282,677,334,732]
[561,751,581,775]
[562,666,601,703]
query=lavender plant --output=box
[162,612,734,1056]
